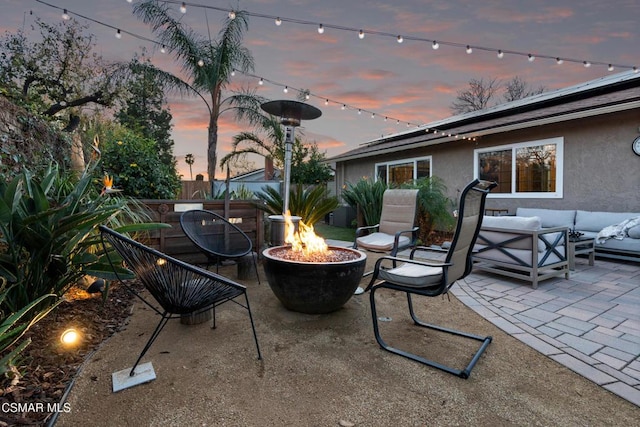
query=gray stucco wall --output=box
[334,108,640,214]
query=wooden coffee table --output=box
[568,237,595,270]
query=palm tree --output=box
[220,114,307,173]
[185,153,194,180]
[133,1,264,180]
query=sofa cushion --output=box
[516,208,575,229]
[628,225,640,239]
[482,215,541,231]
[575,210,640,232]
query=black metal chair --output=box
[363,179,497,379]
[99,226,262,391]
[179,209,260,284]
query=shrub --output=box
[255,184,339,225]
[341,178,387,227]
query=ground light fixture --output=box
[60,328,80,346]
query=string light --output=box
[36,1,637,75]
[231,69,236,76]
[126,0,133,3]
[357,109,362,115]
[432,41,439,50]
[583,61,591,68]
[317,24,324,34]
[283,86,288,93]
[160,45,166,53]
[325,99,329,105]
[115,29,122,39]
[608,64,614,71]
[197,59,204,66]
[259,78,264,85]
[61,9,70,20]
[341,104,346,110]
[528,54,535,62]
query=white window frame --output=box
[374,156,432,184]
[474,137,564,199]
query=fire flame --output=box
[284,210,328,257]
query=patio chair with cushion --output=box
[99,226,262,392]
[362,179,497,379]
[353,188,420,257]
[180,209,260,284]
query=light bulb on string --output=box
[231,69,235,76]
[324,99,329,105]
[283,86,288,93]
[556,57,563,65]
[305,93,310,100]
[317,24,324,34]
[62,9,70,20]
[160,45,166,53]
[341,104,346,110]
[115,29,122,39]
[397,35,403,43]
[180,2,187,13]
[126,0,133,3]
[228,10,236,19]
[466,45,472,54]
[497,50,504,59]
[258,78,264,85]
[608,64,614,71]
[633,67,638,73]
[357,109,362,115]
[583,61,591,68]
[371,113,375,119]
[528,54,535,62]
[275,17,282,26]
[358,29,365,39]
[197,59,204,66]
[432,41,439,50]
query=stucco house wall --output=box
[331,73,640,214]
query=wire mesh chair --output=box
[363,179,497,379]
[99,226,262,390]
[180,209,260,284]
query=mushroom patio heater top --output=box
[260,99,322,218]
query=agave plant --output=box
[255,184,339,225]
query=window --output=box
[375,157,432,185]
[474,137,563,198]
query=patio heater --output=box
[260,100,322,245]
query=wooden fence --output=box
[139,199,264,265]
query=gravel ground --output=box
[57,255,638,426]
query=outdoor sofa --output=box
[472,215,569,289]
[515,208,640,262]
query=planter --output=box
[262,246,367,314]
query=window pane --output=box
[516,144,556,192]
[478,150,512,193]
[389,162,413,185]
[416,159,430,179]
[376,165,387,184]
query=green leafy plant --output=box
[410,176,456,243]
[0,162,164,315]
[0,289,59,378]
[341,178,387,227]
[255,185,339,225]
[231,184,254,200]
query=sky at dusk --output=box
[1,0,638,179]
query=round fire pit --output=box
[262,246,367,314]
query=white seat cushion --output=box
[378,263,443,288]
[356,232,411,252]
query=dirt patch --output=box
[0,283,139,426]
